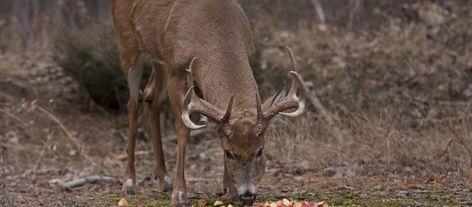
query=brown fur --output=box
[112,0,304,206]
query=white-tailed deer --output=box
[112,0,306,206]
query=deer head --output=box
[182,47,306,205]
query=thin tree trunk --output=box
[311,0,326,24]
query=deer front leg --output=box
[168,76,190,207]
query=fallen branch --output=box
[62,175,122,191]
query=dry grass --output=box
[1,0,471,180]
[256,2,472,175]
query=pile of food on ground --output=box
[212,198,328,207]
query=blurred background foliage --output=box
[1,0,472,114]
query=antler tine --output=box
[261,46,307,121]
[182,86,207,129]
[281,45,297,72]
[256,93,263,119]
[279,71,307,117]
[186,57,197,88]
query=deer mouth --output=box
[239,192,256,205]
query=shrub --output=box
[54,24,151,111]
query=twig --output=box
[448,126,472,167]
[31,132,54,174]
[30,101,98,167]
[62,175,122,191]
[437,138,453,160]
[348,0,363,31]
[0,109,28,126]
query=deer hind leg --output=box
[146,61,172,192]
[120,51,143,196]
[168,74,190,207]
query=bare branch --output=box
[348,0,363,31]
[311,0,325,24]
[0,109,28,126]
[62,175,122,191]
[30,101,98,168]
[448,126,472,167]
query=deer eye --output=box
[225,150,235,160]
[256,148,263,158]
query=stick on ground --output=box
[62,176,122,191]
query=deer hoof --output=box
[172,191,187,206]
[121,179,136,196]
[121,189,136,196]
[160,176,173,193]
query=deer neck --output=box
[193,52,259,121]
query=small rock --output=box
[213,200,224,206]
[118,198,128,207]
[68,150,77,157]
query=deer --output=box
[112,0,307,206]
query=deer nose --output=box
[239,192,256,205]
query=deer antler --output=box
[181,58,234,129]
[256,46,307,132]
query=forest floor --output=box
[0,50,472,207]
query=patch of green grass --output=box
[97,188,465,207]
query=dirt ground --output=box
[1,50,471,207]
